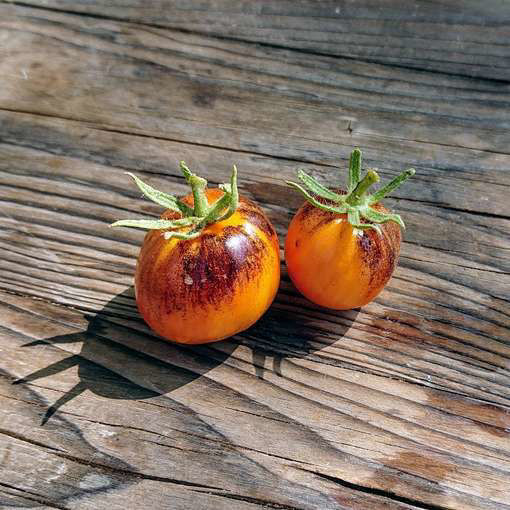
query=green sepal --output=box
[369,168,415,205]
[112,162,241,239]
[216,165,239,222]
[286,181,348,214]
[111,217,199,230]
[126,172,193,216]
[286,148,414,233]
[163,230,201,240]
[347,208,361,233]
[297,170,343,201]
[362,206,405,229]
[180,161,209,217]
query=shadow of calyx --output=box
[14,287,237,425]
[1,368,136,508]
[240,288,360,378]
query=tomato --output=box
[285,200,401,309]
[285,148,414,310]
[113,163,280,344]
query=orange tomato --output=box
[285,200,401,309]
[285,148,414,310]
[136,189,280,343]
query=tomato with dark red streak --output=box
[113,163,280,344]
[285,148,414,310]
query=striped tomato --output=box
[113,163,280,344]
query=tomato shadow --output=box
[13,286,237,425]
[238,277,360,379]
[14,278,360,422]
[1,367,136,507]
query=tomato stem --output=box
[111,162,240,239]
[348,148,362,192]
[286,148,415,232]
[346,169,379,205]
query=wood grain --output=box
[8,0,510,81]
[0,2,509,509]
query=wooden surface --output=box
[0,2,509,509]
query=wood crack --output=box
[58,410,317,466]
[300,469,453,510]
[191,490,305,510]
[0,427,226,491]
[0,107,338,170]
[2,0,509,84]
[400,255,509,276]
[0,481,70,510]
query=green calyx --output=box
[286,148,415,235]
[111,162,239,240]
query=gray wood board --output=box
[0,3,509,509]
[6,0,510,81]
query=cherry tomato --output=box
[113,164,280,344]
[285,149,414,310]
[285,200,401,309]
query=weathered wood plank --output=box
[8,0,510,81]
[0,3,509,510]
[0,111,509,399]
[0,295,425,510]
[1,290,510,509]
[1,4,509,236]
[1,4,510,159]
[0,110,509,272]
[0,123,509,507]
[0,374,288,510]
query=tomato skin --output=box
[135,189,280,344]
[285,199,401,310]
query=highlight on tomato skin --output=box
[112,163,280,344]
[285,148,415,310]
